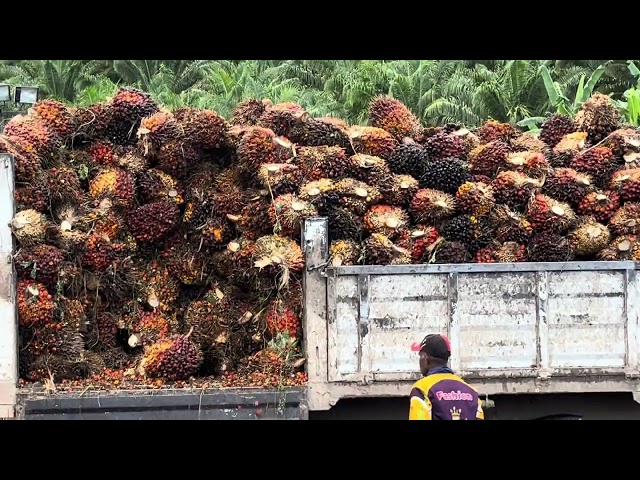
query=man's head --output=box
[411,334,451,376]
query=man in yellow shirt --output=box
[409,334,484,420]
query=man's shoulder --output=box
[413,373,478,395]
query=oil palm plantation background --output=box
[1,59,639,127]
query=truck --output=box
[3,156,640,420]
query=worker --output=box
[409,333,484,420]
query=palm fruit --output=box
[420,157,470,195]
[298,178,336,213]
[455,182,495,217]
[329,239,362,266]
[578,190,621,223]
[10,209,48,247]
[86,311,120,350]
[173,107,229,152]
[268,194,318,239]
[237,127,286,170]
[332,178,383,215]
[105,87,159,145]
[424,132,467,162]
[410,188,457,224]
[88,167,135,210]
[211,237,256,279]
[182,164,223,227]
[451,127,481,153]
[440,214,490,254]
[603,128,640,161]
[50,204,88,254]
[364,233,411,265]
[348,125,397,159]
[527,194,577,234]
[368,95,421,141]
[0,135,42,183]
[476,241,527,263]
[126,310,173,348]
[568,218,611,257]
[477,119,519,144]
[3,114,61,160]
[14,183,47,212]
[86,141,117,167]
[72,102,111,140]
[199,216,234,250]
[137,168,184,206]
[575,93,621,144]
[539,114,576,148]
[511,132,547,153]
[183,288,237,345]
[17,280,55,327]
[257,102,306,137]
[295,145,350,180]
[287,116,351,149]
[162,234,212,285]
[258,163,304,195]
[139,261,180,313]
[598,236,640,261]
[396,226,440,263]
[326,206,365,242]
[346,153,393,187]
[505,151,552,179]
[432,240,472,264]
[81,233,118,273]
[141,332,203,381]
[610,169,640,202]
[15,244,65,287]
[265,296,301,338]
[379,174,419,207]
[491,171,542,212]
[550,132,588,167]
[127,201,180,243]
[386,142,427,178]
[38,165,83,206]
[231,98,269,126]
[65,149,96,185]
[469,140,511,177]
[610,204,640,236]
[490,205,534,244]
[31,99,75,140]
[137,110,181,154]
[363,205,409,239]
[231,195,274,241]
[570,146,616,187]
[154,140,200,179]
[542,168,593,207]
[115,148,148,177]
[252,235,305,285]
[527,233,573,263]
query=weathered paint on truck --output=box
[302,217,640,411]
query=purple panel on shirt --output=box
[427,379,479,420]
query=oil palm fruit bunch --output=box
[295,145,350,180]
[420,157,470,193]
[162,234,212,285]
[86,141,117,167]
[251,235,305,286]
[348,125,397,159]
[542,168,593,207]
[17,280,56,327]
[199,216,235,251]
[258,163,304,195]
[154,140,199,179]
[0,135,42,183]
[468,140,511,177]
[368,95,421,141]
[578,190,620,223]
[455,182,495,217]
[329,239,362,266]
[15,244,65,287]
[504,151,552,179]
[88,167,136,210]
[332,178,383,215]
[570,146,616,187]
[268,194,318,239]
[10,209,48,247]
[575,93,621,144]
[210,238,256,279]
[423,132,468,162]
[363,205,409,239]
[32,99,76,141]
[231,195,274,240]
[528,233,573,262]
[231,98,269,126]
[379,173,420,207]
[127,201,180,243]
[14,183,47,212]
[236,127,291,171]
[550,132,588,167]
[57,296,87,333]
[609,203,640,236]
[432,240,472,264]
[610,169,640,202]
[386,141,427,178]
[347,154,393,187]
[567,218,611,257]
[137,110,182,155]
[173,107,229,153]
[265,296,301,339]
[126,310,173,348]
[410,188,457,225]
[298,178,337,213]
[489,205,534,244]
[477,119,519,144]
[183,290,236,347]
[396,226,440,263]
[602,128,640,160]
[440,214,491,254]
[288,116,351,149]
[539,114,576,148]
[71,102,111,141]
[511,132,548,153]
[326,205,365,242]
[257,102,306,138]
[140,331,203,381]
[137,260,180,314]
[598,236,640,261]
[476,241,527,263]
[80,233,119,273]
[37,165,83,207]
[104,87,159,145]
[526,194,577,234]
[3,114,61,161]
[364,233,411,265]
[137,168,184,206]
[491,171,542,212]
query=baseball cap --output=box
[411,334,451,360]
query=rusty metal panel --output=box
[546,270,628,368]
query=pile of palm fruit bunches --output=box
[4,87,640,389]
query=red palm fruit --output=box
[183,290,236,346]
[137,110,182,154]
[287,116,351,149]
[39,165,83,205]
[257,102,307,137]
[368,95,421,141]
[601,128,640,159]
[504,151,552,178]
[455,182,495,217]
[476,241,527,264]
[265,297,301,338]
[527,233,573,262]
[154,140,200,179]
[363,205,410,239]
[542,168,593,206]
[88,167,136,210]
[539,114,576,148]
[231,98,268,126]
[364,233,411,265]
[17,280,55,327]
[410,188,457,224]
[329,239,362,266]
[424,132,467,161]
[268,194,318,239]
[142,333,203,381]
[469,140,511,177]
[32,99,76,139]
[550,132,588,167]
[14,183,47,212]
[236,127,291,170]
[491,171,542,211]
[526,194,577,233]
[610,168,640,202]
[87,141,117,166]
[81,233,117,273]
[609,204,640,236]
[138,260,179,313]
[396,225,440,262]
[348,125,398,159]
[3,114,61,159]
[598,235,640,261]
[570,146,616,187]
[568,218,611,257]
[578,190,620,223]
[127,202,180,243]
[0,135,42,183]
[477,119,519,144]
[15,244,64,286]
[296,145,350,180]
[127,310,173,348]
[173,107,228,151]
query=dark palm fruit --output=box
[127,202,180,243]
[490,205,533,244]
[236,127,279,170]
[329,239,362,266]
[257,102,307,137]
[469,140,511,177]
[491,171,542,212]
[527,233,573,263]
[542,168,593,207]
[287,116,351,149]
[550,132,588,168]
[570,146,617,187]
[142,334,204,381]
[386,142,427,178]
[268,194,318,239]
[424,132,467,161]
[477,119,519,144]
[346,154,393,187]
[154,140,199,180]
[333,178,383,216]
[602,128,640,160]
[137,110,182,155]
[231,98,269,126]
[567,219,611,257]
[258,163,304,196]
[526,194,577,234]
[326,206,365,242]
[610,169,640,202]
[476,242,527,263]
[539,114,576,148]
[420,158,470,193]
[138,168,184,206]
[364,233,411,265]
[575,92,622,144]
[609,204,640,236]
[433,240,472,264]
[172,107,228,152]
[348,126,398,159]
[161,236,211,285]
[396,226,440,263]
[368,95,421,141]
[455,182,495,217]
[578,190,620,223]
[295,146,350,180]
[410,189,457,225]
[598,236,640,261]
[105,87,159,145]
[14,184,47,212]
[15,244,65,287]
[440,214,490,254]
[39,165,83,205]
[379,174,420,207]
[199,216,234,250]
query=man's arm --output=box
[476,397,485,420]
[409,387,432,420]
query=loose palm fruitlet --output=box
[7,90,640,390]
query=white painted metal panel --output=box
[327,276,359,381]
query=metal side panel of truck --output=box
[302,217,640,411]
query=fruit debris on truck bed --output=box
[3,89,638,389]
